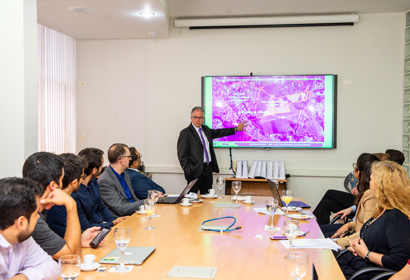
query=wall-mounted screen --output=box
[202,74,337,149]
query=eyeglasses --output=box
[122,155,132,159]
[192,116,204,120]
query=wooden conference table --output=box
[79,196,345,280]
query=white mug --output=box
[182,198,190,205]
[245,196,252,203]
[83,254,96,268]
[208,189,216,196]
[139,205,145,211]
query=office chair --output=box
[335,249,397,280]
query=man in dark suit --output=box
[177,106,247,195]
[127,147,166,199]
[98,143,143,217]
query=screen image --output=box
[202,75,337,149]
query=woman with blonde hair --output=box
[337,161,410,279]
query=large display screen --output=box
[202,75,337,149]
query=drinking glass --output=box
[282,190,293,217]
[113,227,131,272]
[216,176,225,198]
[59,255,81,280]
[232,181,242,203]
[266,199,280,231]
[283,220,299,250]
[287,251,308,280]
[144,198,156,230]
[148,190,159,203]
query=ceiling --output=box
[37,0,410,40]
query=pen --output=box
[301,231,310,237]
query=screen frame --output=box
[201,74,337,149]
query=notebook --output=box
[157,179,198,204]
[99,247,155,265]
[266,179,311,208]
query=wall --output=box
[76,13,404,208]
[0,0,38,178]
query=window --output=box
[38,24,76,153]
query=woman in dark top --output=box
[337,161,410,279]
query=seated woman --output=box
[337,161,410,280]
[390,259,410,279]
[320,153,379,239]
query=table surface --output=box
[78,195,345,280]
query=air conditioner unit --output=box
[175,14,359,29]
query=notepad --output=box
[279,238,341,251]
[168,266,217,278]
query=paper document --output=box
[249,160,257,178]
[236,160,243,178]
[279,238,341,251]
[267,161,273,179]
[261,161,267,179]
[243,160,249,178]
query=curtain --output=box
[38,24,76,153]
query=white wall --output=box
[0,0,38,177]
[76,13,405,208]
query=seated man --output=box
[73,148,128,231]
[46,153,95,237]
[0,177,59,280]
[127,147,166,199]
[22,152,99,260]
[99,143,143,217]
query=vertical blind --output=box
[38,24,76,153]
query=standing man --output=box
[99,143,143,217]
[177,106,247,195]
[0,177,59,279]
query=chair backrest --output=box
[343,172,358,193]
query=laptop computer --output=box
[266,179,311,208]
[156,178,198,204]
[99,247,155,265]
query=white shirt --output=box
[0,234,59,280]
[191,123,211,163]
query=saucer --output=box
[281,206,302,212]
[201,194,217,199]
[288,214,315,220]
[180,202,192,207]
[190,199,203,203]
[243,200,255,204]
[231,196,246,201]
[136,210,146,214]
[81,262,100,272]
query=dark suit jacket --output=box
[98,166,143,217]
[127,168,166,199]
[177,123,235,178]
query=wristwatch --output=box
[364,251,371,263]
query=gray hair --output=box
[191,106,204,115]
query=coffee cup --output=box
[244,196,252,203]
[181,198,190,205]
[83,254,96,268]
[139,205,145,212]
[208,189,216,196]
